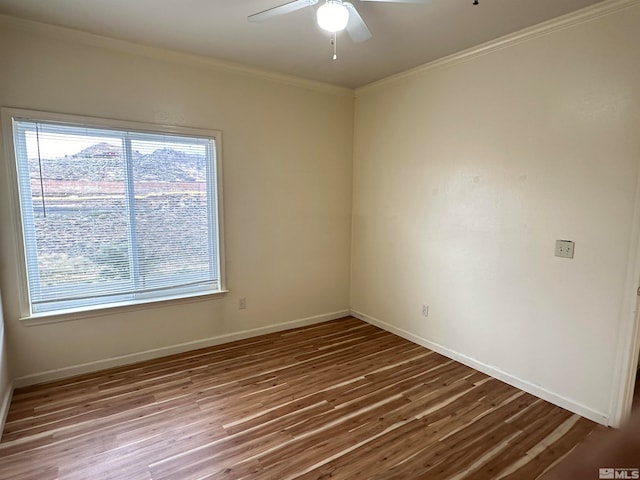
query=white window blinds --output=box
[12,118,222,314]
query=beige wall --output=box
[1,2,639,427]
[351,4,640,423]
[0,20,354,380]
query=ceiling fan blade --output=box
[343,2,372,43]
[248,0,318,22]
[359,0,431,3]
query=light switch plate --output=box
[555,240,575,259]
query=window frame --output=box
[1,108,227,325]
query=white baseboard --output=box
[351,309,609,426]
[0,381,14,442]
[14,310,350,388]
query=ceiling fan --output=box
[248,0,431,57]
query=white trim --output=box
[20,289,229,326]
[0,1,636,97]
[214,134,227,298]
[351,310,610,426]
[0,110,31,318]
[356,0,640,95]
[0,381,14,442]
[13,310,351,388]
[0,15,353,98]
[3,107,225,141]
[608,137,640,427]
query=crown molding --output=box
[356,0,640,96]
[0,14,354,98]
[1,0,636,98]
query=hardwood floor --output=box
[0,317,601,479]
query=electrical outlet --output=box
[555,240,575,259]
[238,297,247,310]
[422,304,429,317]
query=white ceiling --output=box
[0,0,605,88]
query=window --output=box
[5,110,224,316]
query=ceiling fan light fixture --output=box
[316,1,349,33]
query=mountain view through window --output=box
[12,119,221,313]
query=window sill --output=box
[20,289,229,326]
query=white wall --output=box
[0,292,12,439]
[351,4,640,424]
[0,18,354,381]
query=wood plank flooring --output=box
[0,317,602,479]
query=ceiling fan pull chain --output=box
[331,32,338,60]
